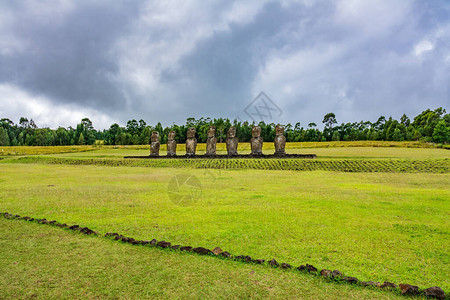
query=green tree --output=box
[78,133,85,145]
[332,131,340,141]
[432,120,449,143]
[400,114,410,127]
[323,113,337,129]
[0,127,10,146]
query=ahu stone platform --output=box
[124,153,317,159]
[126,125,316,159]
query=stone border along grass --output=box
[3,156,450,173]
[1,212,446,299]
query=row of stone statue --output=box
[150,125,286,157]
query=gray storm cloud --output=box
[0,0,449,129]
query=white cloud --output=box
[414,40,434,56]
[0,84,115,129]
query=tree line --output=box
[0,107,449,146]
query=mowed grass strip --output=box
[0,141,444,157]
[3,156,450,173]
[0,163,448,291]
[0,218,421,299]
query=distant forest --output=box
[0,108,449,146]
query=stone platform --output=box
[124,153,317,159]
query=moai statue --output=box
[167,130,177,156]
[205,126,217,156]
[185,127,197,156]
[250,126,263,155]
[226,126,238,156]
[274,124,286,155]
[150,131,160,156]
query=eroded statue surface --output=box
[206,126,217,156]
[185,127,197,156]
[167,130,177,156]
[226,126,238,156]
[274,124,286,155]
[250,126,263,155]
[150,131,160,156]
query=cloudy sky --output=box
[1,0,449,129]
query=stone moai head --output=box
[207,126,216,138]
[275,124,284,136]
[227,126,236,138]
[187,127,196,139]
[168,131,176,141]
[252,126,261,138]
[151,131,159,142]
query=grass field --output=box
[0,141,445,157]
[0,218,413,299]
[0,143,449,298]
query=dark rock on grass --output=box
[80,227,96,235]
[360,281,380,287]
[180,246,193,252]
[141,241,150,245]
[69,225,79,230]
[219,251,231,258]
[399,284,419,295]
[212,247,222,255]
[193,247,212,255]
[171,245,180,250]
[105,232,119,237]
[119,236,135,243]
[114,235,123,241]
[297,265,306,272]
[380,281,397,289]
[343,276,358,284]
[331,270,343,278]
[268,259,279,267]
[252,259,265,264]
[157,241,172,248]
[149,239,158,246]
[281,263,292,269]
[29,218,35,221]
[233,255,253,262]
[423,286,445,300]
[306,264,318,273]
[320,269,332,277]
[49,220,56,224]
[126,238,136,244]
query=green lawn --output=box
[49,144,450,160]
[0,218,413,299]
[0,162,448,292]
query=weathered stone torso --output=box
[185,127,197,156]
[226,127,238,156]
[167,131,177,156]
[274,125,286,155]
[250,126,263,155]
[150,131,160,156]
[205,126,217,156]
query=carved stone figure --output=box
[150,131,160,156]
[167,131,177,156]
[250,126,263,155]
[185,127,197,156]
[226,126,238,156]
[205,126,217,156]
[274,124,286,155]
